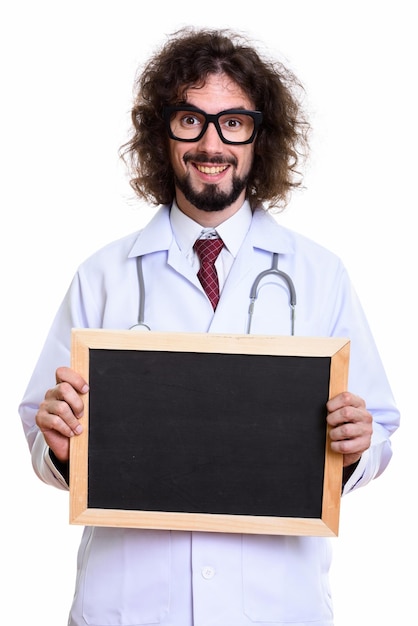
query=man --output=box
[19,27,399,626]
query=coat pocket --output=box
[242,534,333,623]
[74,528,171,626]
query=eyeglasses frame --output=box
[163,105,263,145]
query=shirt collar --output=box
[170,199,253,258]
[128,201,295,259]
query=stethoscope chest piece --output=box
[129,322,151,331]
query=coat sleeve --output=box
[327,265,399,496]
[18,271,94,490]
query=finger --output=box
[326,391,365,413]
[329,417,371,442]
[45,383,85,419]
[327,404,373,431]
[36,398,84,437]
[56,366,89,394]
[329,431,371,458]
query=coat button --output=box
[201,565,215,579]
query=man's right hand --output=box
[35,366,89,463]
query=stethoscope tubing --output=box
[130,252,296,335]
[246,253,296,335]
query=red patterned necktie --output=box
[194,238,224,310]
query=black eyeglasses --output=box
[163,105,263,145]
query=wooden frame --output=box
[70,329,350,536]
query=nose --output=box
[197,120,224,152]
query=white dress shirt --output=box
[170,198,253,291]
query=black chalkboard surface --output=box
[70,330,350,536]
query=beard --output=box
[174,170,249,213]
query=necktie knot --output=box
[194,238,224,264]
[194,238,224,310]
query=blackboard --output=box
[70,330,350,536]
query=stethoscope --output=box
[130,252,297,335]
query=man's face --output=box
[167,73,257,224]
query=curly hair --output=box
[120,26,310,211]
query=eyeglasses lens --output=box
[169,110,256,143]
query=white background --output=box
[1,1,415,624]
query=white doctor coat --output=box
[20,205,399,626]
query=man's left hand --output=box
[326,391,373,467]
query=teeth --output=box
[196,164,228,174]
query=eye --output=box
[224,117,242,129]
[219,113,254,133]
[180,114,202,127]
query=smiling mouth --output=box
[194,164,229,175]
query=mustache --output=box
[183,152,238,167]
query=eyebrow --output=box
[175,103,253,113]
